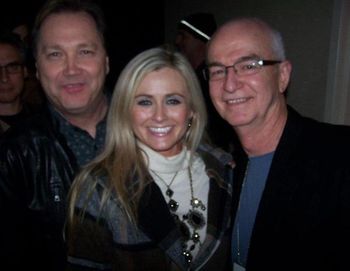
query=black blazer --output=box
[232,106,350,271]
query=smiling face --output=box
[131,67,193,157]
[35,11,109,118]
[207,20,291,132]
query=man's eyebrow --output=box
[207,61,224,67]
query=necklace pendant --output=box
[191,231,200,243]
[191,198,200,208]
[191,198,206,210]
[182,249,193,263]
[168,199,179,212]
[166,188,174,197]
[187,209,205,230]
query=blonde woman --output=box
[66,47,233,270]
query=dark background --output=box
[2,0,165,89]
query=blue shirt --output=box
[232,151,274,267]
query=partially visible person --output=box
[206,17,350,271]
[66,47,233,270]
[12,19,30,44]
[176,13,215,72]
[0,6,31,43]
[0,0,110,270]
[1,13,45,108]
[16,20,46,108]
[0,31,39,128]
[175,12,233,151]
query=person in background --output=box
[206,17,350,271]
[0,5,31,43]
[175,12,233,151]
[12,23,29,43]
[1,12,45,107]
[15,20,46,108]
[0,31,38,128]
[66,47,233,270]
[0,0,110,270]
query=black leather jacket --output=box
[0,105,79,270]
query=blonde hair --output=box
[68,46,207,225]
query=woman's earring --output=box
[188,119,192,128]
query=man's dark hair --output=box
[31,0,106,59]
[0,31,27,63]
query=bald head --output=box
[207,18,285,63]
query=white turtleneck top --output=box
[138,142,209,259]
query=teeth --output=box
[149,127,171,133]
[226,97,248,104]
[66,83,80,88]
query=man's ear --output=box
[278,60,292,94]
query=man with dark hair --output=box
[0,31,32,129]
[0,0,110,270]
[1,3,45,107]
[175,13,233,151]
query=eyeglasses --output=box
[0,62,23,75]
[203,58,282,81]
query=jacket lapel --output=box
[138,181,187,269]
[249,107,306,253]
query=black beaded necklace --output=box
[151,167,206,264]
